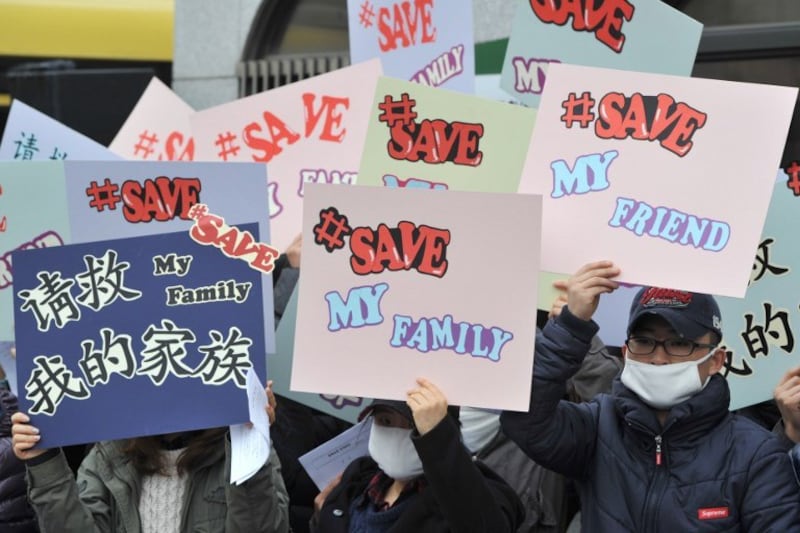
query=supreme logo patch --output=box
[698,507,729,520]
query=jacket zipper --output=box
[654,435,662,466]
[643,433,667,533]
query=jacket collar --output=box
[613,373,730,440]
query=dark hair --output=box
[122,427,227,476]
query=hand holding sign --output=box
[407,378,448,436]
[774,367,800,444]
[566,261,620,321]
[11,412,46,461]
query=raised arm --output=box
[501,261,620,479]
[409,378,523,532]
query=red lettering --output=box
[231,230,260,257]
[248,244,279,273]
[640,287,692,306]
[419,0,436,43]
[595,92,706,157]
[377,9,395,52]
[350,227,377,275]
[160,131,195,161]
[348,221,450,277]
[387,119,483,166]
[227,229,278,272]
[217,227,240,255]
[121,181,146,222]
[120,177,202,223]
[650,94,707,157]
[377,0,437,52]
[190,214,224,244]
[242,111,300,163]
[302,93,350,142]
[529,0,634,53]
[189,211,278,274]
[415,225,450,276]
[698,507,729,520]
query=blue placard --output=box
[12,224,266,448]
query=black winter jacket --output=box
[501,308,800,532]
[0,389,39,533]
[313,415,524,532]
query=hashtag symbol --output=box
[377,94,418,127]
[560,92,596,129]
[85,179,121,212]
[188,203,209,220]
[785,161,800,196]
[215,132,240,160]
[359,1,375,28]
[133,130,158,159]
[313,207,352,253]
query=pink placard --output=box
[109,77,196,162]
[191,60,383,251]
[519,63,797,297]
[291,183,542,411]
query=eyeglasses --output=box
[625,336,717,357]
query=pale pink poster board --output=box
[519,63,797,297]
[291,183,542,411]
[191,60,383,251]
[109,77,196,161]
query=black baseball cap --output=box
[359,398,460,427]
[628,286,723,341]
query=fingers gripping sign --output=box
[566,261,621,321]
[774,366,800,443]
[11,412,47,461]
[549,279,569,319]
[407,378,449,435]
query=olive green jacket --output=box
[25,438,290,533]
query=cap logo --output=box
[640,287,692,308]
[713,315,722,330]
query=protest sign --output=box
[357,76,537,192]
[191,59,382,251]
[292,183,541,411]
[518,63,797,297]
[0,161,276,351]
[500,0,702,107]
[717,176,800,409]
[13,226,267,448]
[347,0,474,92]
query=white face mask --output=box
[368,424,424,481]
[620,349,716,410]
[460,407,501,454]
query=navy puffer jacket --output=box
[501,307,800,532]
[0,389,39,533]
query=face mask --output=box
[620,349,715,410]
[368,424,424,481]
[460,407,501,454]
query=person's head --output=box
[620,287,724,410]
[123,428,227,476]
[360,399,423,482]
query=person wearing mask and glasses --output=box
[501,261,800,532]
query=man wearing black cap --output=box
[501,261,800,532]
[312,378,523,532]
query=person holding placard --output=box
[461,289,622,533]
[10,383,290,533]
[501,261,800,531]
[773,367,800,486]
[0,380,39,533]
[311,378,524,532]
